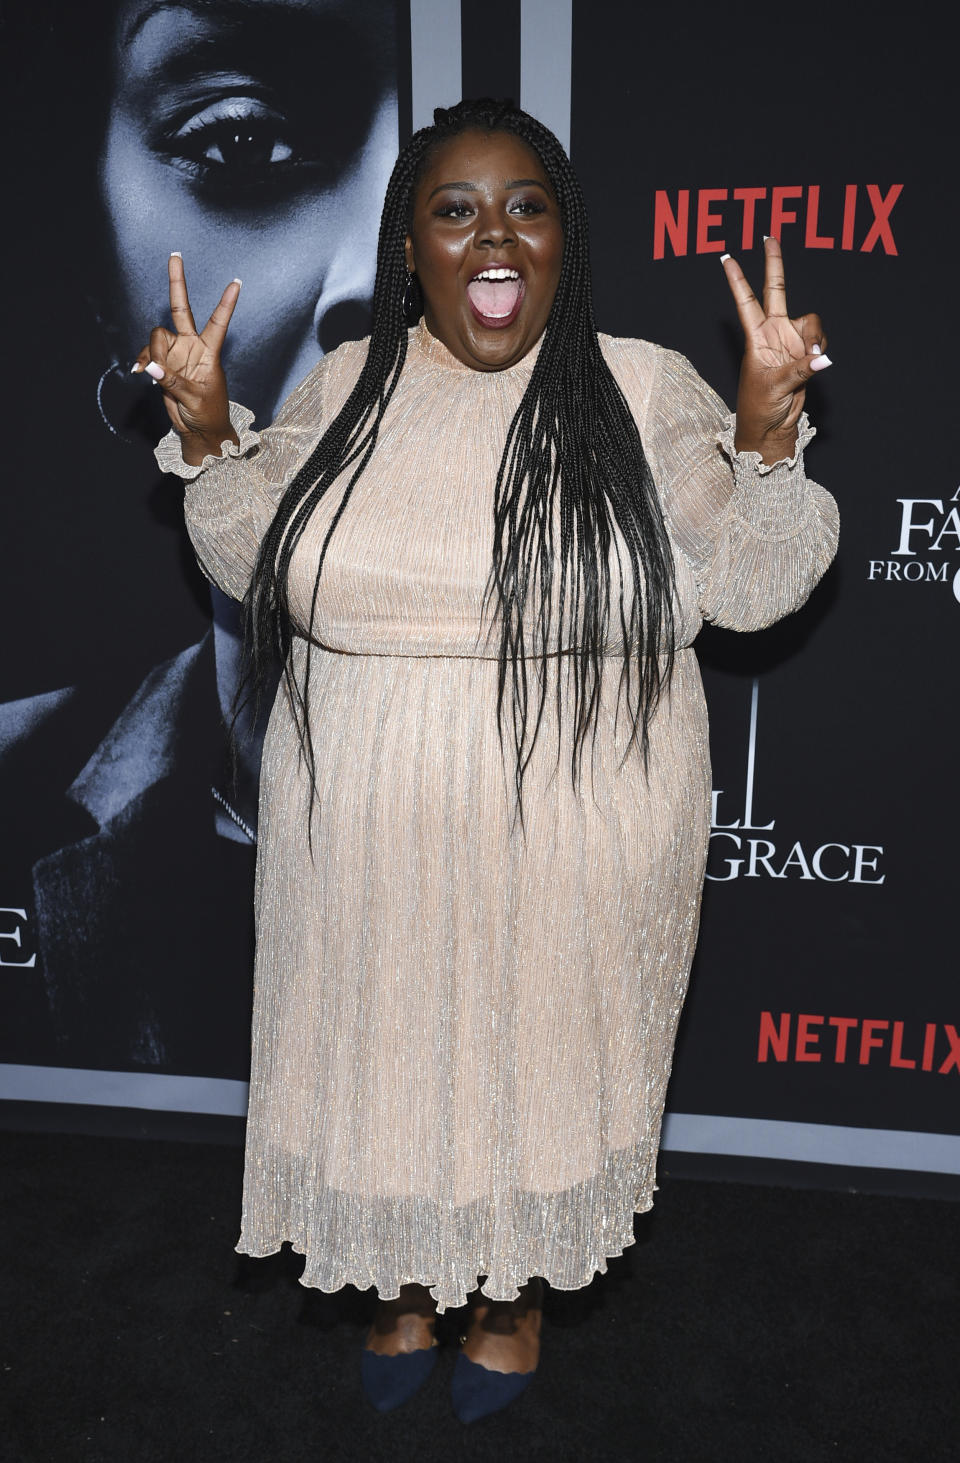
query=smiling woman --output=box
[146,97,838,1422]
[405,132,563,368]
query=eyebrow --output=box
[124,0,311,46]
[427,178,550,201]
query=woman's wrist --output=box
[180,426,240,467]
[733,424,799,466]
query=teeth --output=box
[473,268,520,281]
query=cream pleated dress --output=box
[157,321,838,1311]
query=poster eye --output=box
[158,96,301,182]
[194,129,293,170]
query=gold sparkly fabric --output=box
[159,322,838,1311]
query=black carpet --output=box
[3,1130,957,1463]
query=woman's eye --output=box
[509,197,546,217]
[435,201,474,219]
[155,97,303,183]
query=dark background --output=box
[571,1,957,1144]
[1,0,956,1180]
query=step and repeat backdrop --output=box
[568,2,956,1176]
[1,1,956,1185]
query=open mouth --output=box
[466,266,525,329]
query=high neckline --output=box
[410,318,543,377]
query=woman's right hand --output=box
[133,253,242,466]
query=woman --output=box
[144,99,838,1421]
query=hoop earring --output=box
[401,270,421,322]
[96,361,136,445]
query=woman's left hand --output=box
[722,236,831,464]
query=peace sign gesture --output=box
[721,237,831,464]
[132,253,242,466]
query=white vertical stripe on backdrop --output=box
[520,0,572,155]
[409,0,463,132]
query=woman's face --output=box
[102,0,397,414]
[405,130,564,372]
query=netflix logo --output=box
[652,184,903,259]
[758,1011,960,1075]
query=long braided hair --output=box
[244,99,676,825]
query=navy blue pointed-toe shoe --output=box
[451,1352,535,1423]
[360,1340,439,1412]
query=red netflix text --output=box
[653,185,903,259]
[757,1012,959,1075]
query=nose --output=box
[475,202,517,249]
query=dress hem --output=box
[234,1194,656,1314]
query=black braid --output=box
[242,98,676,834]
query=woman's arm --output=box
[133,253,240,458]
[722,235,832,464]
[154,365,327,603]
[142,254,331,602]
[649,346,838,632]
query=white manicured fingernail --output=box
[720,253,731,263]
[145,361,164,381]
[130,361,143,374]
[233,278,242,287]
[811,343,821,355]
[170,251,182,258]
[810,354,833,372]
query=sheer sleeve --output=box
[154,357,328,603]
[645,346,839,632]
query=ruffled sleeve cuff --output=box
[154,402,260,481]
[718,411,817,538]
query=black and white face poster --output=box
[1,0,400,1082]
